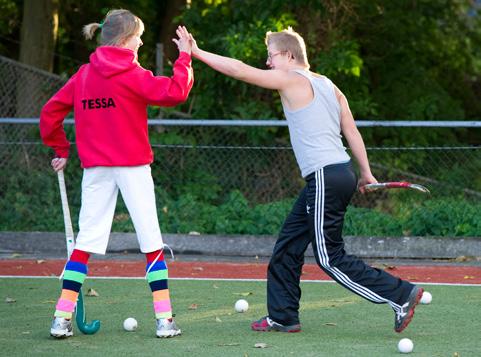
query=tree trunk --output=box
[158,0,188,65]
[17,0,59,117]
[19,0,59,71]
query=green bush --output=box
[0,170,66,231]
[400,198,481,237]
[1,168,480,237]
[345,198,481,238]
[156,191,293,235]
[344,207,403,236]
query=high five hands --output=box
[173,26,200,56]
[172,26,192,55]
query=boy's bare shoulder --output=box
[309,71,326,79]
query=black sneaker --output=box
[394,286,424,333]
[251,316,301,333]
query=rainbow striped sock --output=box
[54,249,89,319]
[146,251,172,320]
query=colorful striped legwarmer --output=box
[146,250,172,320]
[54,249,90,319]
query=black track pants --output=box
[266,161,414,325]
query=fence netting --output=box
[1,55,480,237]
[2,122,480,235]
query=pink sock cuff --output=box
[154,300,172,313]
[55,298,76,312]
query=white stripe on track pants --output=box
[266,161,414,325]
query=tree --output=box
[180,0,480,146]
[16,0,60,117]
[19,0,59,71]
[157,0,189,66]
[0,0,21,58]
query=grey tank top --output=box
[281,69,350,178]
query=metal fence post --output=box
[156,43,164,76]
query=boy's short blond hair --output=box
[265,27,309,69]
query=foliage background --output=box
[0,0,480,236]
[1,0,480,128]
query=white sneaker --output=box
[50,317,73,338]
[156,318,181,338]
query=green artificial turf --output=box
[0,278,480,356]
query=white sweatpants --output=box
[74,165,164,255]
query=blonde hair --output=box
[82,9,144,46]
[265,27,309,69]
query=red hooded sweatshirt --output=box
[40,46,193,168]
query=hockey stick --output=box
[57,170,100,335]
[363,181,430,194]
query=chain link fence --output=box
[1,55,480,236]
[2,121,480,236]
[0,55,65,117]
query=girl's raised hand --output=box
[172,25,192,55]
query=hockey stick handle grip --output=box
[363,181,430,193]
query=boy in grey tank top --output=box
[186,26,423,334]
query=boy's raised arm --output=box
[186,27,291,91]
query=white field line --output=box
[0,275,481,287]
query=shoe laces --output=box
[157,318,176,330]
[396,302,409,321]
[59,266,66,280]
[266,316,284,328]
[59,249,75,280]
[53,317,71,329]
[145,244,175,278]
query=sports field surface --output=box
[1,259,481,356]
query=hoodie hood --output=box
[89,46,139,78]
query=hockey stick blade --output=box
[76,288,101,334]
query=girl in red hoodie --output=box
[40,9,194,339]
